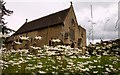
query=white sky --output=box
[4,0,120,2]
[3,0,119,44]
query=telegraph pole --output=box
[91,5,94,44]
[103,19,110,40]
[88,5,95,44]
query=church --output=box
[6,3,86,50]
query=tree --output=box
[0,0,14,49]
[0,0,14,35]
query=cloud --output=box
[73,0,119,2]
[74,2,118,42]
[5,2,70,30]
[4,0,70,2]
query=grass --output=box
[1,43,120,75]
[2,51,120,74]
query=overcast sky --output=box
[4,0,119,44]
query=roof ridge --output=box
[13,6,71,35]
[27,7,70,24]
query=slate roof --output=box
[13,7,70,35]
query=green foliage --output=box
[1,46,120,75]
